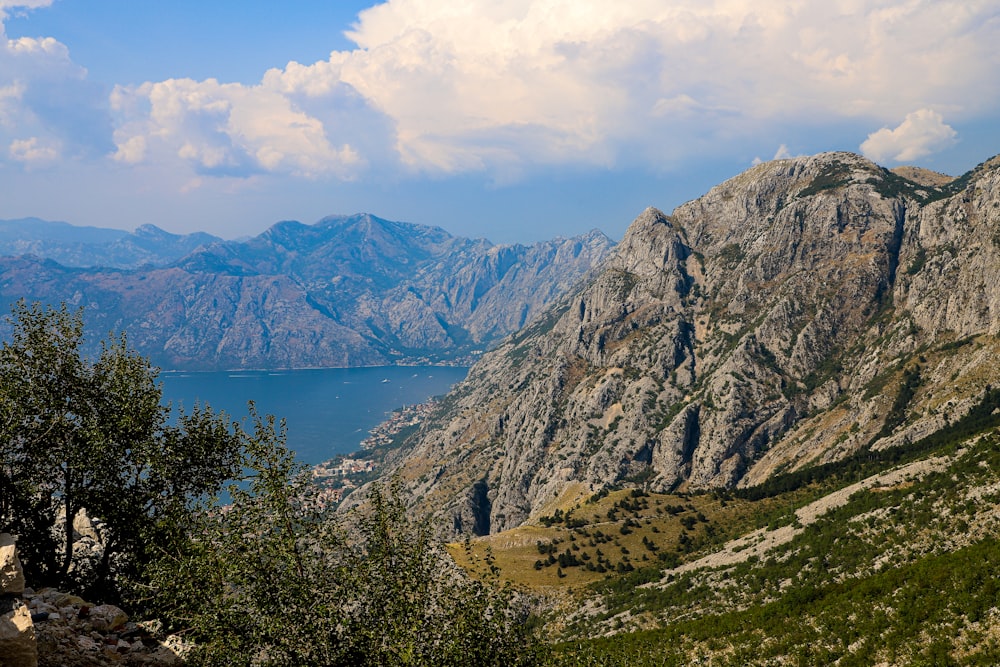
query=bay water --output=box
[159,366,468,465]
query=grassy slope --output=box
[450,405,1000,665]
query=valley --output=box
[5,2,1000,664]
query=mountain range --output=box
[0,218,222,269]
[360,151,1000,538]
[8,152,1000,663]
[0,214,615,370]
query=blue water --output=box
[159,366,468,464]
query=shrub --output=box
[145,411,537,667]
[0,300,242,601]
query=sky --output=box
[1,1,999,244]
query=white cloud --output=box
[0,1,112,162]
[752,143,803,166]
[5,0,1000,182]
[315,0,1000,173]
[0,79,24,123]
[860,109,958,163]
[112,134,145,164]
[0,0,53,22]
[9,135,59,164]
[111,77,364,178]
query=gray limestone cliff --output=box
[364,152,1000,537]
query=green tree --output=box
[2,300,538,663]
[0,300,242,600]
[147,408,538,667]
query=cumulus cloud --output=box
[0,1,112,163]
[9,135,58,164]
[110,77,365,178]
[752,143,803,165]
[773,145,794,160]
[6,0,1000,181]
[313,0,999,173]
[860,109,958,163]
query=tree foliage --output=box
[0,299,243,600]
[146,409,538,667]
[1,300,538,664]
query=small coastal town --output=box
[313,457,377,478]
[311,398,440,504]
[359,399,439,449]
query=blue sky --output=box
[1,1,999,244]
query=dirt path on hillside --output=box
[653,453,956,581]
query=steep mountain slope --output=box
[0,214,614,369]
[370,152,1000,537]
[501,423,1000,665]
[0,218,220,268]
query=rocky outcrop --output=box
[26,590,188,667]
[367,152,1000,537]
[1,533,36,667]
[0,215,614,370]
[0,533,186,667]
[1,533,25,596]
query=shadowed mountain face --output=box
[363,152,1000,537]
[0,214,615,370]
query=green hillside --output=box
[454,407,1000,665]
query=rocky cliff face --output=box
[369,152,1000,536]
[0,215,614,370]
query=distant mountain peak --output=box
[134,223,165,235]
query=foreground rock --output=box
[0,598,36,667]
[26,589,187,667]
[0,533,186,667]
[1,533,35,667]
[1,533,25,595]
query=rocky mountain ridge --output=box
[367,151,1000,537]
[0,218,221,269]
[0,214,615,370]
